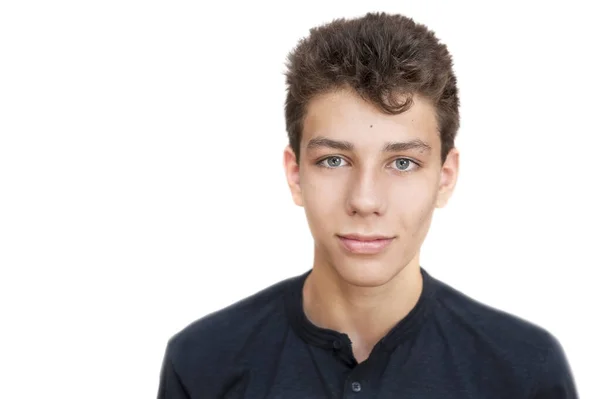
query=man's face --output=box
[284,89,459,287]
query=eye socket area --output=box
[391,158,419,172]
[316,156,419,172]
[317,156,348,168]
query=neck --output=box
[302,256,423,363]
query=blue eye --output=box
[318,156,347,168]
[392,158,417,171]
[316,156,418,171]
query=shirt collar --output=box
[284,267,438,352]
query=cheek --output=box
[301,168,345,203]
[300,171,346,232]
[389,179,437,224]
[303,183,340,221]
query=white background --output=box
[1,1,598,398]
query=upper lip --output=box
[338,234,394,241]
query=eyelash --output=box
[316,156,420,172]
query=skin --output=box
[283,88,460,363]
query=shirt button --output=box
[333,340,342,350]
[351,381,362,392]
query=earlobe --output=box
[283,146,304,207]
[435,195,446,209]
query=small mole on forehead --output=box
[370,125,373,128]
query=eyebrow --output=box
[306,136,432,153]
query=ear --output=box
[435,147,460,208]
[283,145,304,207]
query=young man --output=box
[157,12,578,398]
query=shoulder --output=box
[430,276,577,395]
[165,274,299,381]
[432,277,554,350]
[168,275,295,356]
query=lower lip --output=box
[337,236,394,254]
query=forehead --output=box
[302,89,440,152]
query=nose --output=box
[345,169,386,217]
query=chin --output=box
[331,256,405,288]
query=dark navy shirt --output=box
[157,268,578,398]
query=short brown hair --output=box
[284,12,460,163]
